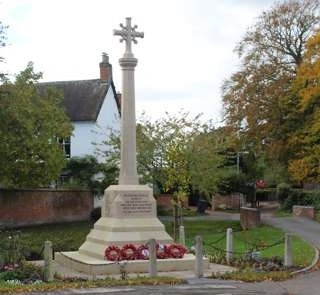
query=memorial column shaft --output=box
[119,57,139,185]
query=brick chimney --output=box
[99,52,112,82]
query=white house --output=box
[40,53,121,162]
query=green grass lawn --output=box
[164,220,313,267]
[1,220,314,267]
[274,209,292,217]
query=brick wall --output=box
[212,193,241,210]
[292,205,315,219]
[0,189,93,228]
[240,207,261,230]
[155,194,173,208]
[155,194,188,208]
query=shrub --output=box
[276,183,291,205]
[281,189,320,211]
[217,171,247,195]
[0,262,42,282]
[90,207,101,222]
[256,188,277,202]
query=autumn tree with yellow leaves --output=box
[222,0,320,184]
[288,31,320,183]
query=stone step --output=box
[55,251,208,275]
[85,228,172,246]
[93,217,166,232]
[78,240,107,259]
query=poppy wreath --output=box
[156,243,168,259]
[156,251,169,259]
[120,244,137,260]
[165,243,187,258]
[137,244,149,260]
[105,245,121,261]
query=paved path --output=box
[263,215,320,247]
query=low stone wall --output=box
[155,194,188,209]
[292,205,315,219]
[212,194,241,211]
[0,189,93,228]
[155,194,173,208]
[240,207,261,230]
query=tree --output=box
[222,0,319,175]
[287,31,320,183]
[102,112,229,238]
[189,126,229,198]
[237,0,319,68]
[0,21,8,79]
[63,155,118,195]
[0,63,73,188]
[103,112,230,196]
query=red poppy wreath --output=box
[105,245,121,261]
[120,244,137,260]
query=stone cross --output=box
[113,17,144,185]
[114,17,144,57]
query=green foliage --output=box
[276,183,292,205]
[0,63,73,188]
[0,232,23,269]
[103,111,229,197]
[281,189,320,211]
[0,22,6,46]
[90,207,101,222]
[256,188,277,202]
[156,206,198,217]
[263,162,289,187]
[0,21,8,73]
[0,262,42,282]
[3,222,91,261]
[63,155,118,195]
[189,126,230,198]
[216,170,247,195]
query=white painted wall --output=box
[70,86,120,162]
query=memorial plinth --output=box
[78,185,172,260]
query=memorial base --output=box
[55,252,209,275]
[78,185,173,260]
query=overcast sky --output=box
[1,0,277,125]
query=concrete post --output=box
[284,233,292,267]
[43,241,54,282]
[195,235,203,278]
[226,228,233,264]
[147,239,157,276]
[179,225,185,246]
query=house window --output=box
[59,137,71,158]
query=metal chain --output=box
[233,235,284,250]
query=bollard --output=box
[147,238,157,276]
[179,225,185,246]
[195,235,203,278]
[43,241,54,282]
[226,228,233,264]
[284,233,292,267]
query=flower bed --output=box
[104,243,187,261]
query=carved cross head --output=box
[114,17,144,57]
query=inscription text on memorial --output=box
[120,193,153,215]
